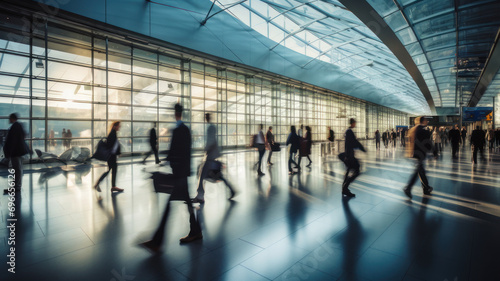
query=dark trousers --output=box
[288,151,298,172]
[152,177,200,245]
[433,143,442,156]
[496,137,500,147]
[393,139,397,147]
[489,140,494,150]
[343,157,360,190]
[96,154,117,187]
[405,159,431,192]
[267,150,273,164]
[376,140,380,149]
[451,142,459,157]
[472,145,484,163]
[257,145,265,173]
[383,139,388,147]
[462,137,466,147]
[10,157,23,190]
[298,154,312,167]
[143,146,160,163]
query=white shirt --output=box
[256,130,265,144]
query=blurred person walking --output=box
[449,124,461,158]
[139,103,202,253]
[471,126,486,164]
[94,121,124,193]
[339,118,366,197]
[192,113,236,203]
[286,126,300,175]
[142,122,161,165]
[404,116,434,199]
[298,126,312,169]
[3,113,28,194]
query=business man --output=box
[341,118,366,197]
[470,126,486,164]
[255,124,266,176]
[404,116,433,199]
[266,126,275,165]
[3,113,28,194]
[142,122,161,164]
[140,104,202,253]
[449,124,461,158]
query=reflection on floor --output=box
[1,143,500,281]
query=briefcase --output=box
[150,172,176,194]
[271,143,281,152]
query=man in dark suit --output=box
[404,116,433,199]
[3,113,27,194]
[470,126,486,164]
[255,124,266,176]
[140,104,202,253]
[328,127,334,142]
[461,126,467,147]
[391,129,397,148]
[341,118,366,197]
[449,124,461,158]
[266,126,274,165]
[142,122,161,164]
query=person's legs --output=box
[95,161,111,187]
[143,150,152,162]
[267,150,273,164]
[151,199,171,245]
[416,161,431,190]
[307,155,312,166]
[289,152,298,172]
[404,163,420,198]
[180,177,201,237]
[10,157,23,190]
[220,175,235,198]
[257,147,265,173]
[153,147,160,163]
[195,162,209,200]
[473,146,478,163]
[109,155,117,187]
[297,155,302,168]
[342,167,351,189]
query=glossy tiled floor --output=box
[1,143,500,281]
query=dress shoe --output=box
[267,162,273,165]
[423,187,433,195]
[94,184,101,192]
[258,171,265,176]
[156,160,161,164]
[306,163,312,167]
[138,240,161,253]
[192,198,205,204]
[403,188,412,199]
[180,232,203,243]
[342,189,356,197]
[111,186,124,192]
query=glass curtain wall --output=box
[0,10,408,159]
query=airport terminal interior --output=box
[0,0,499,280]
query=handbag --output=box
[92,138,111,161]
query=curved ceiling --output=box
[365,0,500,108]
[212,0,431,114]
